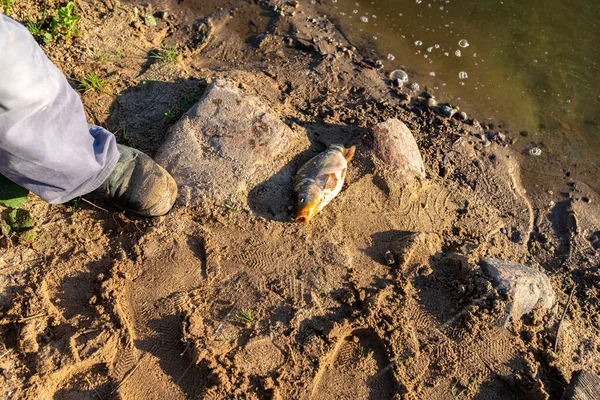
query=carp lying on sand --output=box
[293,144,356,224]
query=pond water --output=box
[315,0,600,166]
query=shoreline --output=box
[1,0,600,398]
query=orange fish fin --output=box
[343,146,356,161]
[323,173,339,190]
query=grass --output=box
[78,71,111,94]
[224,200,238,213]
[161,110,175,121]
[1,0,13,15]
[151,45,179,63]
[357,345,373,360]
[236,309,256,327]
[27,20,44,36]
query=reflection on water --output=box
[317,0,600,164]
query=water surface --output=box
[317,0,600,164]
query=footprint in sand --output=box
[310,329,397,400]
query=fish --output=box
[293,144,356,224]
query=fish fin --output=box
[323,173,338,190]
[341,168,347,181]
[343,146,356,161]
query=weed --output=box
[179,93,200,108]
[450,379,467,399]
[1,0,13,15]
[162,110,175,121]
[151,45,179,63]
[224,200,238,213]
[49,1,80,41]
[78,71,111,94]
[121,128,130,143]
[27,20,44,36]
[70,196,81,212]
[236,309,256,326]
[357,345,373,360]
[316,284,329,297]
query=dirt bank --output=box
[1,1,599,399]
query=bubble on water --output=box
[390,69,409,82]
[427,46,433,52]
[387,53,395,60]
[332,0,337,2]
[356,2,360,5]
[429,71,436,76]
[529,147,542,156]
[360,16,368,22]
[455,50,461,57]
[372,14,377,18]
[415,0,422,3]
[444,52,449,56]
[399,13,403,16]
[458,39,469,48]
[353,9,358,14]
[459,81,465,86]
[440,6,444,10]
[340,12,346,15]
[424,54,428,58]
[473,52,477,57]
[415,40,423,46]
[434,44,440,48]
[533,59,538,63]
[459,71,468,79]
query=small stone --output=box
[548,200,555,207]
[481,139,491,147]
[154,10,168,19]
[480,258,555,326]
[582,196,591,203]
[519,131,529,137]
[439,104,454,118]
[456,111,467,121]
[288,0,299,8]
[500,227,507,234]
[425,97,437,107]
[385,250,396,266]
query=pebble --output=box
[482,140,491,147]
[439,104,454,118]
[425,97,437,107]
[456,111,467,121]
[548,200,555,207]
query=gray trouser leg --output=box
[0,15,119,204]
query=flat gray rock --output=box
[480,257,555,326]
[155,80,293,207]
[562,370,600,400]
[370,118,426,178]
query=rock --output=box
[480,258,555,326]
[370,119,426,178]
[456,111,467,121]
[155,80,293,207]
[562,370,600,400]
[425,97,437,107]
[439,104,455,118]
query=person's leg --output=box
[0,15,176,216]
[0,15,119,204]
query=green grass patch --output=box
[151,45,179,63]
[78,71,111,94]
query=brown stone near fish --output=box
[370,118,426,179]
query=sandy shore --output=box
[1,1,599,399]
